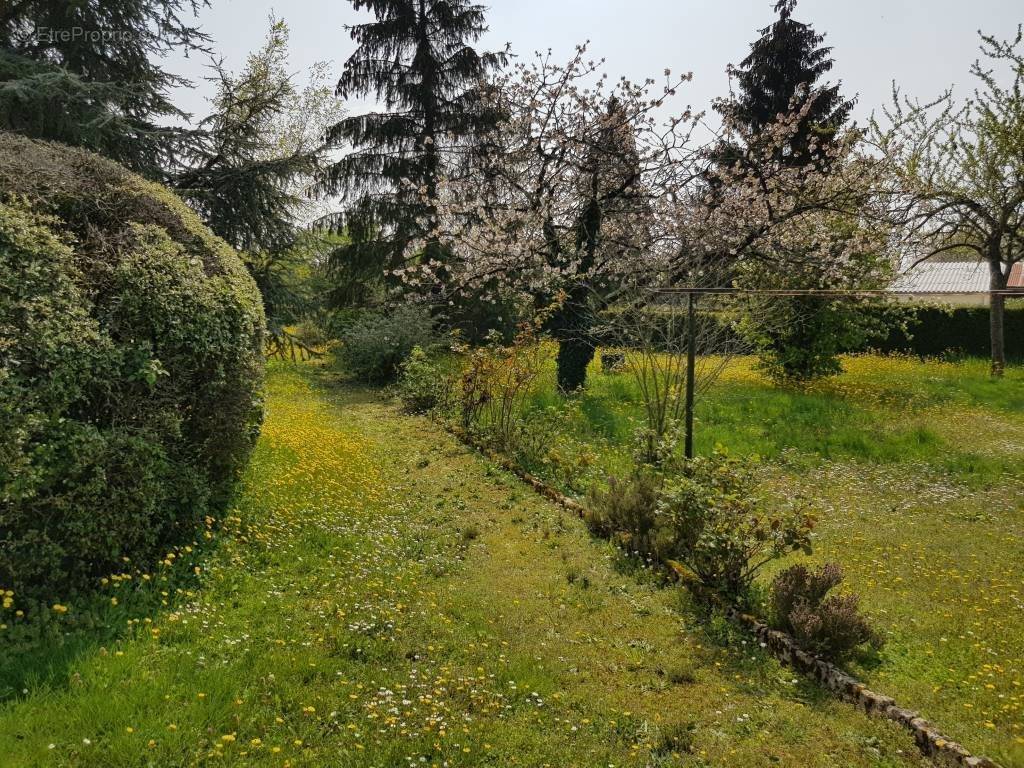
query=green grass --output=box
[0,363,929,767]
[508,352,1024,763]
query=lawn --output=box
[0,363,929,767]
[511,352,1024,763]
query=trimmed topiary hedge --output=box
[0,132,265,600]
[872,304,1024,359]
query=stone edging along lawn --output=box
[442,424,1003,768]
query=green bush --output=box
[396,346,451,413]
[741,296,895,382]
[656,451,816,597]
[0,133,264,600]
[770,563,881,661]
[588,450,816,599]
[336,305,436,383]
[872,304,1024,359]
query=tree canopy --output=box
[318,0,507,307]
[0,0,210,179]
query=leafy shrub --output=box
[743,296,896,382]
[336,304,435,383]
[588,450,815,599]
[585,470,665,559]
[657,451,816,597]
[455,323,549,446]
[770,563,881,660]
[396,346,452,414]
[0,133,264,600]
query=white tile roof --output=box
[892,261,991,293]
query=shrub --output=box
[585,470,664,557]
[743,296,895,383]
[0,133,264,600]
[657,451,816,597]
[336,304,436,383]
[396,346,452,414]
[588,450,815,599]
[454,323,549,446]
[770,563,881,660]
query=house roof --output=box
[892,261,992,293]
[1011,262,1024,288]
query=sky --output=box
[165,0,1023,128]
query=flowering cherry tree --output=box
[871,28,1024,377]
[406,45,894,391]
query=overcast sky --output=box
[166,0,1022,128]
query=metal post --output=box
[684,291,696,459]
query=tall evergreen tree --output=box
[716,0,854,168]
[0,0,210,179]
[318,0,506,307]
[175,20,330,257]
[174,19,343,331]
[716,1,889,383]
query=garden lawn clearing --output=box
[0,363,925,767]
[516,353,1024,764]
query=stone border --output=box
[446,425,1002,768]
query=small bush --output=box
[744,296,895,383]
[770,563,881,661]
[585,470,665,558]
[336,305,435,383]
[589,450,815,599]
[396,346,452,414]
[657,451,816,597]
[454,323,549,445]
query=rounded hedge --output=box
[0,132,265,600]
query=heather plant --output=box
[770,562,881,660]
[585,470,664,558]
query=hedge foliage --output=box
[600,302,1023,361]
[0,133,265,599]
[873,304,1024,359]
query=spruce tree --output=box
[0,0,210,179]
[718,1,881,383]
[717,0,854,168]
[318,0,506,307]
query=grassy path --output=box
[0,364,926,767]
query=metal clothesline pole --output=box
[684,291,697,460]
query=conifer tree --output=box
[318,0,506,307]
[174,19,343,334]
[717,0,854,168]
[0,0,210,179]
[716,0,886,383]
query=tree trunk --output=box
[556,336,595,394]
[989,259,1007,378]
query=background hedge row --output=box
[598,302,1023,360]
[873,304,1024,359]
